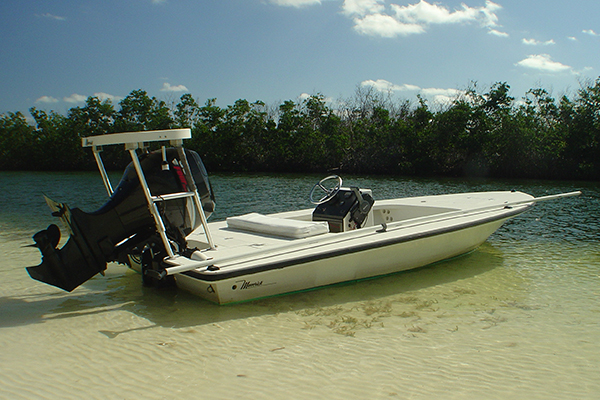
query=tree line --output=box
[1,79,600,180]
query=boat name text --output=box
[233,279,264,290]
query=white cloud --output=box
[522,38,555,45]
[160,82,189,92]
[341,0,503,38]
[353,13,424,37]
[36,92,122,105]
[488,29,508,37]
[394,1,465,25]
[361,79,463,103]
[342,0,385,16]
[583,29,599,36]
[35,96,59,104]
[430,94,459,104]
[94,92,122,102]
[479,0,502,26]
[421,87,464,103]
[271,0,504,38]
[297,92,335,104]
[391,0,501,27]
[361,79,420,92]
[269,0,321,7]
[421,87,462,97]
[38,13,66,21]
[64,93,87,103]
[515,54,571,73]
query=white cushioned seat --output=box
[226,213,329,239]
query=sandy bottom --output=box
[1,232,599,400]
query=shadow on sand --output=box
[2,242,507,337]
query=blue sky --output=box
[2,0,599,116]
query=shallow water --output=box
[1,171,599,399]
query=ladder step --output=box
[151,191,196,202]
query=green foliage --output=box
[0,111,34,170]
[1,81,600,180]
[29,108,85,170]
[561,78,600,178]
[115,89,173,132]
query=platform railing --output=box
[82,129,216,256]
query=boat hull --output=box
[175,217,507,304]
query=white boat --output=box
[28,128,581,304]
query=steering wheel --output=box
[309,175,343,205]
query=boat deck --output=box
[183,191,535,272]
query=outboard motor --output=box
[27,148,215,292]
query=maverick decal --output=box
[232,279,276,291]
